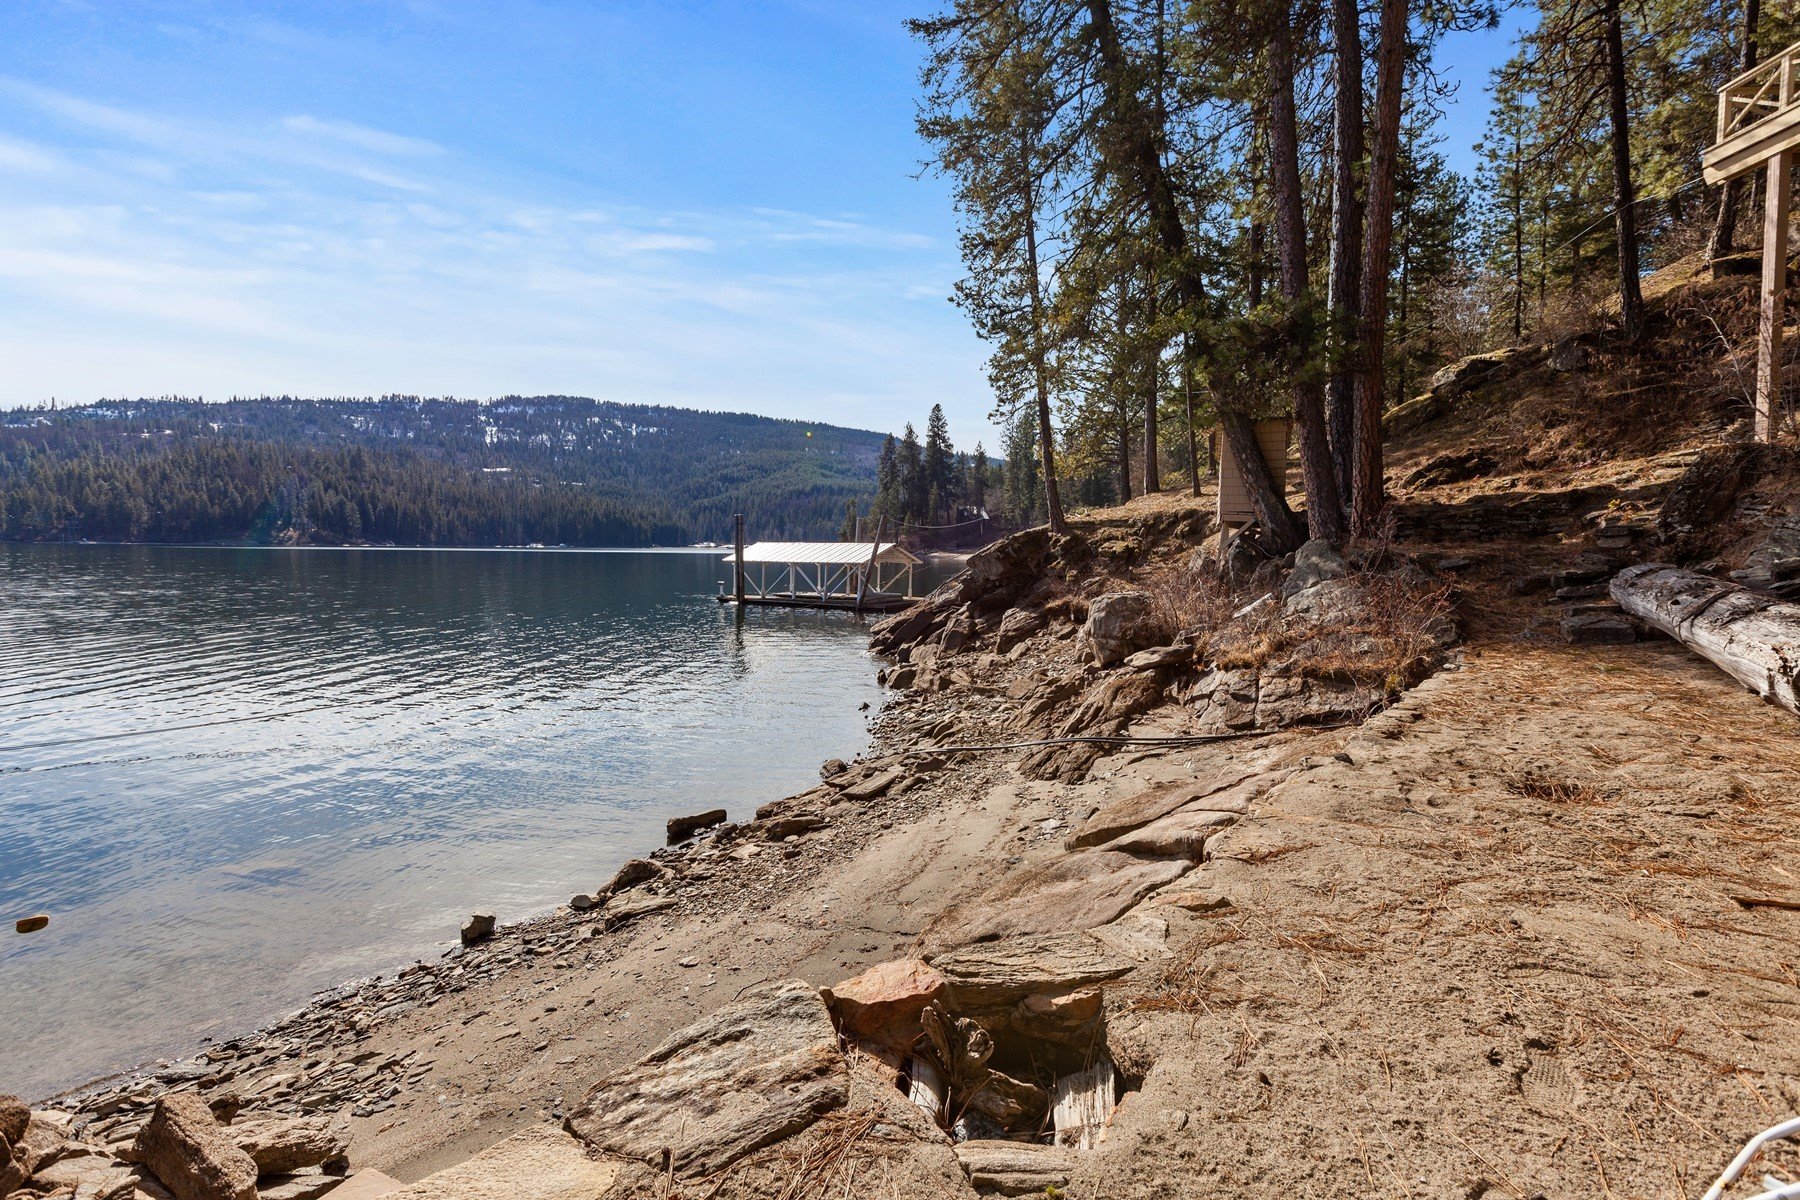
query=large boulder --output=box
[994,606,1047,652]
[229,1115,347,1176]
[133,1093,259,1200]
[1079,592,1159,667]
[1281,539,1347,599]
[822,959,947,1059]
[565,979,848,1176]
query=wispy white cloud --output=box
[281,114,443,158]
[0,80,986,439]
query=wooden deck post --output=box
[1758,149,1794,443]
[855,516,884,613]
[733,514,745,604]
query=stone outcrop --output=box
[460,913,495,947]
[565,979,848,1176]
[132,1094,259,1200]
[0,1094,27,1147]
[229,1115,347,1176]
[928,933,1136,1008]
[924,850,1191,948]
[1079,591,1158,667]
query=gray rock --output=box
[1561,613,1637,644]
[1284,577,1366,621]
[954,1140,1073,1196]
[665,809,727,844]
[460,914,495,947]
[1080,591,1158,667]
[599,858,660,896]
[759,814,826,840]
[923,850,1190,947]
[1281,539,1348,599]
[1122,644,1191,670]
[565,979,848,1176]
[994,606,1047,652]
[599,892,677,930]
[133,1093,259,1200]
[386,1125,616,1199]
[0,1094,26,1145]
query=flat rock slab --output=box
[1065,768,1267,849]
[321,1169,403,1199]
[954,1140,1073,1196]
[599,892,676,929]
[1100,806,1239,858]
[929,932,1136,1007]
[837,766,905,801]
[925,850,1191,946]
[565,979,848,1176]
[231,1115,345,1175]
[391,1126,616,1200]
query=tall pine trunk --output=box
[1710,0,1760,261]
[1351,0,1407,534]
[1269,18,1346,544]
[1021,170,1068,535]
[1603,0,1646,342]
[1143,269,1161,494]
[1324,0,1364,508]
[1085,0,1302,549]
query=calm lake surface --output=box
[0,544,928,1100]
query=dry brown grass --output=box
[1136,548,1453,694]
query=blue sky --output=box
[0,1,1518,450]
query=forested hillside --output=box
[0,396,888,546]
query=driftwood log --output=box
[1610,564,1800,715]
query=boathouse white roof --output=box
[720,541,923,566]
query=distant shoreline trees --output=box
[0,396,889,547]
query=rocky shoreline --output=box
[8,502,1474,1198]
[20,480,1799,1198]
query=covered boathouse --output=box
[716,541,923,612]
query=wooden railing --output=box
[1719,40,1800,144]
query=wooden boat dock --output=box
[715,533,922,613]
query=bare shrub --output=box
[1135,548,1454,691]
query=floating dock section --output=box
[716,539,922,612]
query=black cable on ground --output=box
[895,722,1354,757]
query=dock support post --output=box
[733,514,745,604]
[1758,148,1793,443]
[856,516,884,613]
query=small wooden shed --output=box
[1216,419,1292,534]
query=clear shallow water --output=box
[0,544,913,1100]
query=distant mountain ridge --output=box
[0,395,888,546]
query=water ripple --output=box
[0,544,918,1100]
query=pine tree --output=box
[923,404,955,521]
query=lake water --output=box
[0,544,920,1100]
